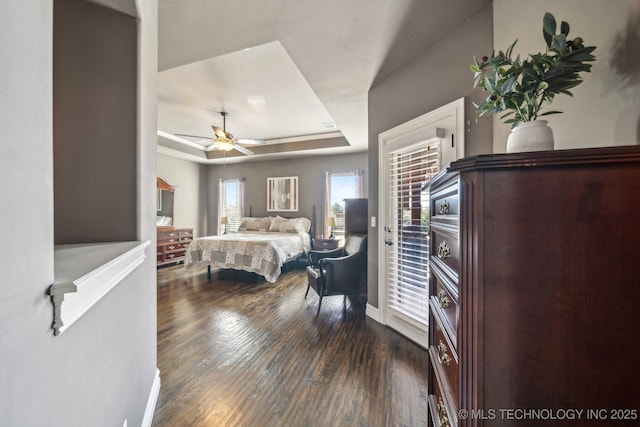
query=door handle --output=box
[385,239,393,246]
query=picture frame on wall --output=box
[267,176,298,212]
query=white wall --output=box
[0,1,159,426]
[157,153,207,238]
[493,0,640,152]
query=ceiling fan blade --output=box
[236,138,266,145]
[212,125,226,139]
[233,144,254,155]
[175,133,210,140]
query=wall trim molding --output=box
[51,240,150,335]
[141,368,161,427]
[365,303,381,323]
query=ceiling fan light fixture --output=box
[213,138,235,151]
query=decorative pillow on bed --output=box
[268,216,311,233]
[238,217,271,232]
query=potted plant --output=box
[471,12,596,152]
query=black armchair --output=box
[306,234,367,314]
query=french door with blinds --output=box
[378,98,464,347]
[382,139,440,345]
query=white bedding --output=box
[184,231,311,283]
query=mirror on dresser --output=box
[157,177,175,227]
[156,178,194,267]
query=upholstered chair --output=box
[306,234,367,314]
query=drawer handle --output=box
[437,340,452,366]
[439,200,450,214]
[437,397,451,427]
[437,241,451,260]
[437,288,450,309]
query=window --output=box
[218,178,245,234]
[323,170,365,240]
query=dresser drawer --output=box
[430,266,458,345]
[428,365,458,427]
[157,227,193,266]
[429,173,459,225]
[430,312,459,407]
[313,238,339,250]
[431,189,459,226]
[159,231,179,240]
[165,252,184,261]
[430,226,460,280]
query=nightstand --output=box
[312,238,339,250]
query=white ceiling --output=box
[157,0,491,164]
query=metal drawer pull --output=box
[437,397,451,427]
[439,200,450,214]
[437,288,450,308]
[437,241,451,260]
[437,340,452,366]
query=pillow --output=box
[268,216,311,233]
[238,217,271,232]
[156,216,172,226]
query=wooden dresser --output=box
[427,146,640,427]
[312,238,339,250]
[157,227,193,267]
[344,198,368,234]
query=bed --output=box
[184,215,313,283]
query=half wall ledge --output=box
[48,240,150,336]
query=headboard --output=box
[248,205,316,238]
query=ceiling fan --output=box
[170,111,266,155]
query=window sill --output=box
[49,240,150,336]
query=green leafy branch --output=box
[471,12,596,127]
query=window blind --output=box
[385,139,441,325]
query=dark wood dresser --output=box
[427,145,640,426]
[344,198,368,234]
[312,238,339,250]
[157,227,193,267]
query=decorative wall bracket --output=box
[47,282,78,336]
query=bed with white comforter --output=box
[184,216,312,283]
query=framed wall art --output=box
[267,176,298,212]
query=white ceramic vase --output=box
[506,120,555,153]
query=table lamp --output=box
[327,216,337,239]
[221,216,229,234]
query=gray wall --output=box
[53,0,137,244]
[157,153,209,238]
[367,4,494,307]
[207,152,368,235]
[0,0,159,426]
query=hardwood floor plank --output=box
[153,265,429,427]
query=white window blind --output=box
[386,139,441,325]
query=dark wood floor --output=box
[152,265,429,427]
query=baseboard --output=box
[365,303,381,323]
[141,368,161,427]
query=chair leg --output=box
[305,282,310,298]
[317,294,323,314]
